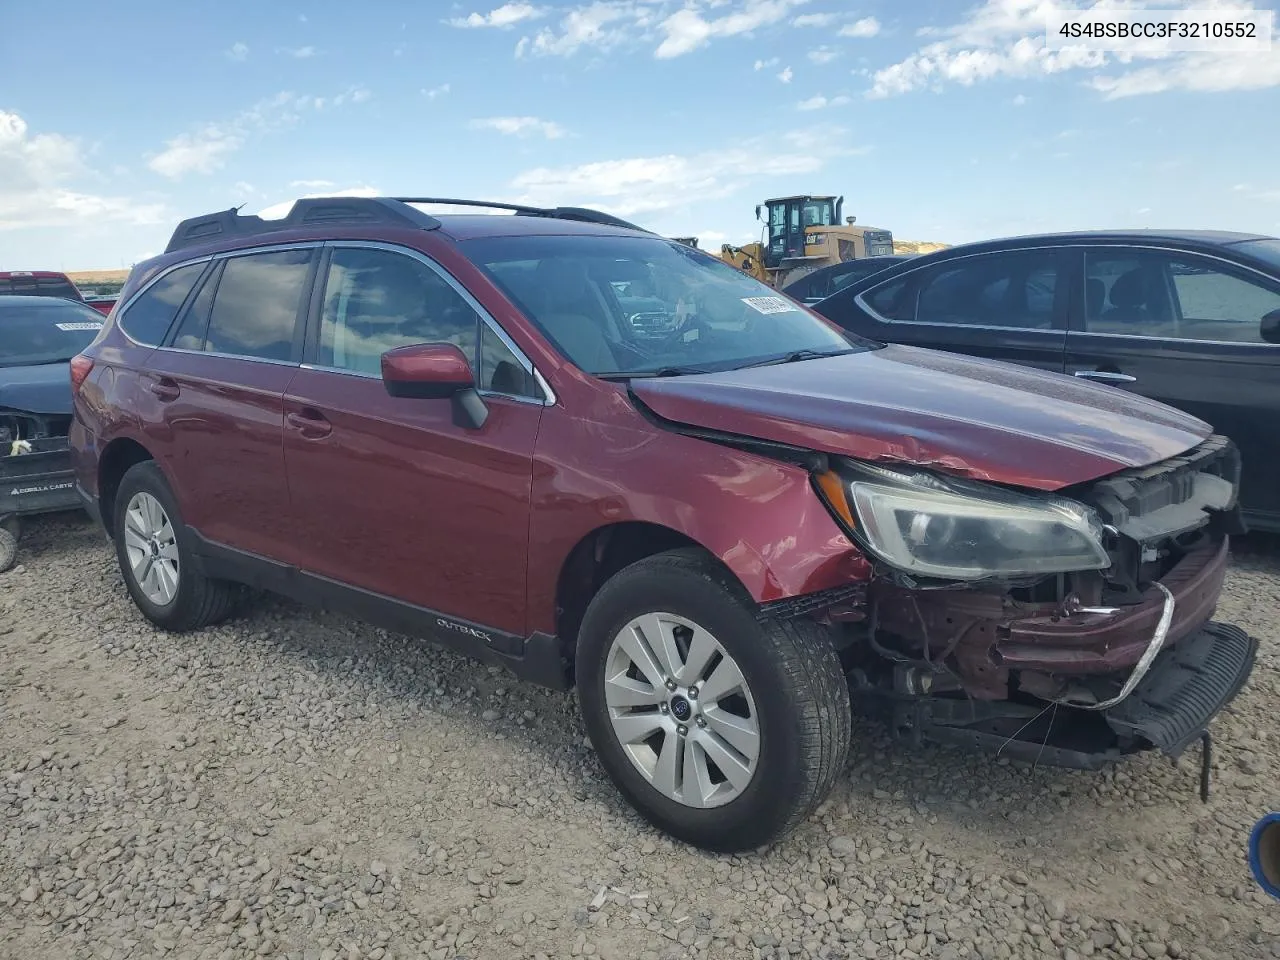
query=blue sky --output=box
[2,0,1279,270]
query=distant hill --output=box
[893,240,950,255]
[67,270,130,284]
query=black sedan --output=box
[781,253,917,304]
[1,295,105,568]
[811,230,1280,532]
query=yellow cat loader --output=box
[717,195,895,290]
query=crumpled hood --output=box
[0,362,72,416]
[630,344,1212,491]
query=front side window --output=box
[119,261,206,345]
[318,247,478,376]
[203,249,312,361]
[915,251,1062,329]
[464,234,869,377]
[1084,250,1280,343]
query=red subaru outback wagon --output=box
[69,197,1257,851]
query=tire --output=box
[111,460,242,632]
[0,525,16,573]
[575,547,852,852]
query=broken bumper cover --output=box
[1105,620,1256,761]
[890,618,1257,774]
[0,437,80,518]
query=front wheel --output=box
[576,548,852,852]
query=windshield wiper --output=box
[735,348,854,370]
[596,365,715,380]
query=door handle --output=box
[1073,370,1137,384]
[285,409,332,438]
[148,377,180,401]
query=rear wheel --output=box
[576,548,852,852]
[112,461,242,631]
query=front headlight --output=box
[817,462,1110,581]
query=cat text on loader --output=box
[719,195,895,290]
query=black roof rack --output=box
[164,196,650,255]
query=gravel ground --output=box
[2,512,1278,960]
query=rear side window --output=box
[203,249,312,361]
[861,277,915,321]
[119,262,206,345]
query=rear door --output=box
[1065,245,1280,529]
[282,241,545,636]
[147,244,317,559]
[823,248,1072,372]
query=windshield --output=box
[1231,238,1280,270]
[463,234,873,377]
[0,298,104,367]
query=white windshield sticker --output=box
[740,296,798,315]
[55,321,102,331]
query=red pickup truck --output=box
[0,271,117,315]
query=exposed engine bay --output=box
[800,434,1258,790]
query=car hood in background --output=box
[0,362,72,416]
[630,344,1212,491]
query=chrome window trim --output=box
[143,241,323,358]
[156,345,298,367]
[1065,330,1280,349]
[853,241,1280,336]
[321,239,555,405]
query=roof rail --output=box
[163,196,649,255]
[164,197,443,254]
[392,197,651,233]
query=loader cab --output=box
[758,196,843,269]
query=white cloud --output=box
[450,2,546,28]
[0,110,166,231]
[148,127,243,178]
[655,0,810,59]
[519,1,647,57]
[868,0,1280,99]
[838,16,879,38]
[147,88,372,180]
[233,181,256,194]
[469,116,568,138]
[1012,93,1028,105]
[778,66,794,83]
[281,45,318,58]
[754,56,780,70]
[793,12,837,27]
[422,83,452,99]
[508,127,866,218]
[226,42,249,61]
[808,46,839,65]
[797,94,851,110]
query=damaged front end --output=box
[812,434,1258,791]
[1,406,80,518]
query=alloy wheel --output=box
[122,491,180,606]
[603,611,760,808]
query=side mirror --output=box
[1261,309,1280,344]
[754,205,761,221]
[381,342,488,429]
[1250,813,1280,900]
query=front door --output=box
[145,246,316,560]
[1065,246,1280,529]
[282,242,546,636]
